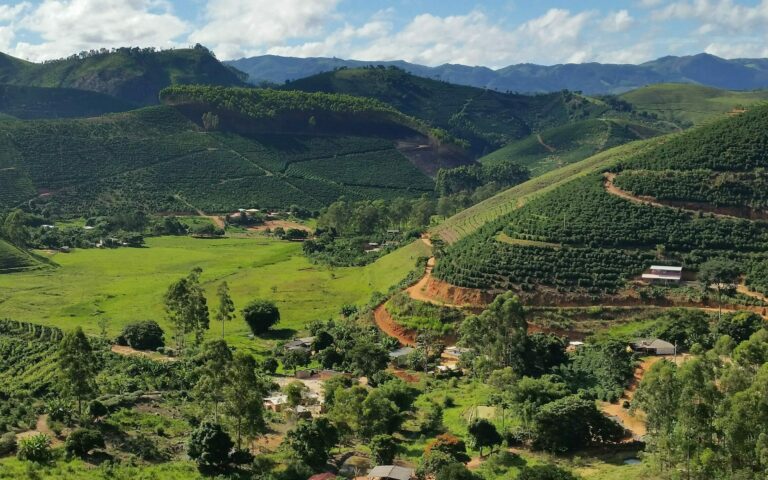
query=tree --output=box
[416,329,444,376]
[360,389,402,440]
[426,433,470,463]
[467,418,501,457]
[517,464,578,480]
[58,327,98,415]
[242,300,280,335]
[65,428,105,458]
[370,434,398,464]
[459,292,528,373]
[223,352,267,449]
[347,339,389,378]
[188,421,234,471]
[194,340,233,418]
[420,401,444,434]
[532,395,624,453]
[165,267,210,353]
[284,381,309,408]
[508,376,569,429]
[2,209,29,247]
[215,282,236,339]
[698,259,741,319]
[285,418,339,471]
[116,320,164,350]
[713,311,764,343]
[283,347,311,374]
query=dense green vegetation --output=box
[435,104,768,297]
[0,46,247,105]
[0,84,135,119]
[480,119,664,177]
[0,105,436,217]
[620,83,768,126]
[284,67,619,154]
[0,239,40,273]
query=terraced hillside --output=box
[0,46,247,105]
[0,239,40,273]
[0,87,458,217]
[620,83,768,126]
[0,84,135,119]
[284,67,617,154]
[433,105,768,300]
[479,118,664,176]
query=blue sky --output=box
[0,0,767,66]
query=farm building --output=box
[284,336,315,352]
[367,465,415,480]
[264,394,288,412]
[631,338,676,356]
[642,265,683,283]
[389,346,414,367]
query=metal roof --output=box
[649,265,683,271]
[368,466,414,480]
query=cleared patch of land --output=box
[0,235,430,354]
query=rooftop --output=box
[368,465,414,480]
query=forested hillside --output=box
[284,67,615,154]
[435,105,768,300]
[0,46,247,105]
[480,118,664,176]
[620,83,768,126]
[0,95,444,217]
[0,84,135,119]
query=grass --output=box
[0,457,204,479]
[431,137,666,244]
[620,83,768,126]
[0,234,430,355]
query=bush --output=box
[518,464,578,480]
[17,434,52,463]
[65,428,105,458]
[0,432,17,455]
[188,421,234,471]
[242,300,280,335]
[88,400,108,418]
[115,320,165,351]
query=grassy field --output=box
[0,235,430,354]
[620,83,768,126]
[0,458,204,479]
[431,137,667,244]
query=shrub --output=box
[65,428,105,458]
[17,433,52,463]
[115,320,165,351]
[188,421,234,471]
[88,400,108,418]
[242,300,280,335]
[0,432,17,455]
[518,464,578,480]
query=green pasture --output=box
[0,235,430,354]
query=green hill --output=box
[0,87,468,217]
[434,104,768,299]
[620,83,768,126]
[0,239,39,273]
[0,84,135,119]
[0,46,247,105]
[284,67,616,154]
[479,118,664,177]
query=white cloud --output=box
[601,10,634,32]
[637,0,665,7]
[705,41,768,58]
[653,0,768,33]
[0,2,30,22]
[270,9,596,68]
[10,0,188,61]
[189,0,341,60]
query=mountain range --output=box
[226,53,768,95]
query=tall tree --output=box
[223,352,266,449]
[164,267,210,353]
[2,209,29,247]
[58,327,98,415]
[698,259,741,320]
[459,292,528,373]
[194,340,233,418]
[215,281,235,339]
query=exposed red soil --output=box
[374,302,417,346]
[111,345,177,362]
[249,220,312,233]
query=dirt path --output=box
[536,134,557,153]
[374,302,416,346]
[111,344,176,362]
[16,414,62,446]
[599,357,661,439]
[604,172,746,221]
[249,220,311,233]
[737,283,768,305]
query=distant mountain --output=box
[280,67,618,154]
[227,53,768,95]
[0,46,248,105]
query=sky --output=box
[0,0,767,67]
